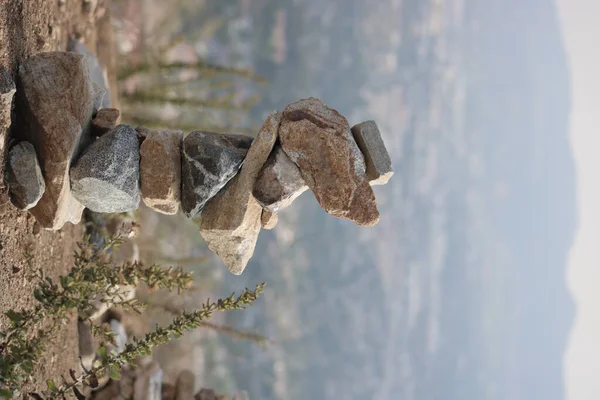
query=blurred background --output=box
[108,0,591,399]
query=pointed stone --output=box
[140,129,183,215]
[181,131,253,218]
[70,124,140,213]
[252,145,308,213]
[261,210,278,230]
[351,120,393,185]
[18,52,95,229]
[5,142,45,210]
[68,39,112,109]
[200,111,281,275]
[279,98,380,226]
[91,108,120,137]
[0,68,16,198]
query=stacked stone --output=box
[4,52,393,276]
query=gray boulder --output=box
[5,142,45,210]
[70,124,140,213]
[181,131,253,218]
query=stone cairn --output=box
[2,51,394,276]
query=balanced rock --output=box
[351,120,393,185]
[71,124,140,213]
[5,142,45,210]
[253,145,308,212]
[279,98,380,226]
[91,108,120,137]
[0,68,16,196]
[175,370,195,400]
[200,111,280,275]
[18,52,95,229]
[181,131,253,218]
[140,129,183,215]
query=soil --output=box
[0,0,117,394]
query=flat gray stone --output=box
[70,124,140,213]
[5,142,45,210]
[351,120,393,185]
[68,40,112,110]
[252,145,308,213]
[181,131,253,218]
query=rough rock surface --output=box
[181,131,253,218]
[140,129,183,215]
[68,39,112,110]
[175,370,195,400]
[351,120,393,185]
[5,142,45,210]
[0,68,16,198]
[279,98,380,226]
[253,145,308,212]
[200,112,281,274]
[261,210,278,230]
[91,108,120,137]
[70,124,140,213]
[18,52,95,229]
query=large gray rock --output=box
[140,129,183,215]
[181,131,253,218]
[5,142,45,210]
[351,120,393,185]
[0,68,16,199]
[279,98,380,226]
[70,124,140,213]
[68,40,112,110]
[18,52,95,229]
[199,112,280,275]
[252,145,308,213]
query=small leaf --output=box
[108,367,121,380]
[5,310,20,322]
[46,379,58,392]
[0,389,13,399]
[97,346,107,359]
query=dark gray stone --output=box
[252,145,308,213]
[5,142,45,210]
[181,131,253,218]
[70,124,140,213]
[351,120,393,185]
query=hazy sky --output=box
[557,0,600,399]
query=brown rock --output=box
[18,52,95,229]
[175,370,195,400]
[91,108,120,137]
[260,210,278,230]
[279,98,379,226]
[0,68,16,196]
[140,129,183,215]
[200,111,281,275]
[252,145,308,212]
[351,120,393,185]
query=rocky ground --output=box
[0,0,114,393]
